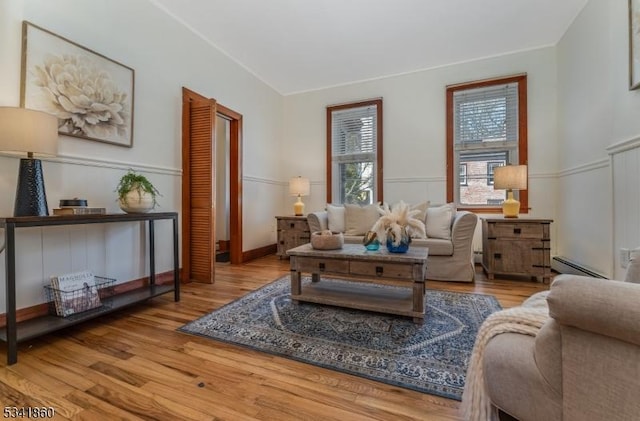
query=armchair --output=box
[474,275,640,421]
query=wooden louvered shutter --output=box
[182,88,216,283]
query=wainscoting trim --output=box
[607,135,640,155]
[557,158,609,178]
[0,152,182,176]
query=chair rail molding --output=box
[606,134,640,156]
[557,158,609,178]
[0,152,182,176]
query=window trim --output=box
[446,74,528,214]
[486,161,504,186]
[459,163,468,186]
[326,98,383,204]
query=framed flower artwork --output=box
[20,21,135,147]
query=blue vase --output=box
[365,239,380,251]
[386,238,409,253]
[363,230,380,251]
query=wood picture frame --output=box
[20,21,135,147]
[630,0,640,90]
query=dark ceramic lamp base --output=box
[14,158,49,217]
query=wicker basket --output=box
[310,231,344,250]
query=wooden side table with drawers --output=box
[481,217,553,283]
[276,215,310,258]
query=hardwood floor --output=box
[0,256,550,420]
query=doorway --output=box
[181,88,243,283]
[215,115,230,263]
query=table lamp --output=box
[493,164,527,218]
[0,107,58,216]
[289,176,310,216]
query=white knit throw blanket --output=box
[460,297,550,421]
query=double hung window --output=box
[326,99,383,204]
[446,74,528,212]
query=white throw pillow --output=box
[344,204,379,235]
[327,204,345,233]
[411,201,430,226]
[425,203,454,240]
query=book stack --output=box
[53,198,106,216]
[53,207,106,215]
[49,270,102,317]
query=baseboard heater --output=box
[551,256,608,279]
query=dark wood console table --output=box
[0,212,180,365]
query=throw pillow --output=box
[344,204,380,236]
[425,203,455,240]
[327,204,345,233]
[411,201,430,226]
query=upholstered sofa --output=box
[476,274,640,421]
[306,203,478,282]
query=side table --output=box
[481,217,553,283]
[276,215,310,258]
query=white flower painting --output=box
[21,21,135,147]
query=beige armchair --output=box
[480,275,640,421]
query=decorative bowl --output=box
[310,231,344,250]
[363,230,380,251]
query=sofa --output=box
[473,273,640,421]
[306,202,478,282]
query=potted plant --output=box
[116,169,160,213]
[370,201,426,252]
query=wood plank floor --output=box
[0,255,550,420]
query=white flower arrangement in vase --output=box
[370,201,426,249]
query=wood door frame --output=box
[182,87,243,284]
[216,104,243,265]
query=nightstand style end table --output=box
[481,217,553,283]
[275,215,310,258]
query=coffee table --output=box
[286,243,428,323]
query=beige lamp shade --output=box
[289,176,310,216]
[493,164,527,218]
[0,107,58,216]
[289,176,310,196]
[494,165,527,191]
[0,107,58,156]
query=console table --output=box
[0,212,180,365]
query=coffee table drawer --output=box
[296,257,350,274]
[350,261,414,279]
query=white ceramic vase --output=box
[119,189,154,213]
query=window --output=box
[446,74,528,212]
[459,163,468,186]
[486,161,504,186]
[327,99,383,204]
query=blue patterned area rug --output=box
[178,275,501,400]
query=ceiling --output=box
[151,0,588,95]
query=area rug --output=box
[178,275,502,400]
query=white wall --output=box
[0,0,284,312]
[283,47,560,249]
[557,0,640,278]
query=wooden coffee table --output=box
[286,243,428,323]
